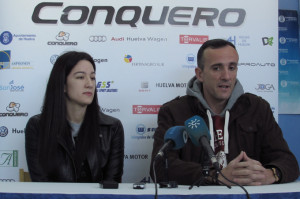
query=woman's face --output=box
[64,60,96,108]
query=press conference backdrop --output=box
[0,0,278,182]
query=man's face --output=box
[196,45,238,107]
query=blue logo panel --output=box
[0,50,11,69]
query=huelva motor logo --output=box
[0,150,18,167]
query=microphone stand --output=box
[159,150,178,188]
[189,156,210,189]
[189,156,232,190]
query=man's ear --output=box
[195,67,203,82]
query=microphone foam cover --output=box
[184,115,210,147]
[164,126,188,150]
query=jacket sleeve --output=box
[102,119,124,183]
[25,115,48,182]
[258,99,299,183]
[150,105,217,185]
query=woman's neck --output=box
[66,103,87,124]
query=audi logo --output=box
[89,36,107,42]
[0,179,15,182]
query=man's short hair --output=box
[197,39,236,70]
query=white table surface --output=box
[0,181,299,196]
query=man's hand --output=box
[218,151,276,186]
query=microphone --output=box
[155,126,188,159]
[184,115,219,170]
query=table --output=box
[0,181,299,199]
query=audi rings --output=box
[0,179,15,182]
[89,36,107,42]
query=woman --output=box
[25,51,124,182]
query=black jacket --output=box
[150,94,299,185]
[25,112,124,182]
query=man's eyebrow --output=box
[211,62,238,66]
[210,63,223,67]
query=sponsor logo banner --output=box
[179,35,208,44]
[132,105,161,114]
[0,150,18,167]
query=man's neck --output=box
[205,98,228,115]
[209,103,226,115]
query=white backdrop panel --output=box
[0,0,278,183]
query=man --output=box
[150,39,299,186]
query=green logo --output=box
[0,150,18,167]
[262,37,273,46]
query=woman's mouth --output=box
[83,92,93,96]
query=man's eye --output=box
[229,66,237,71]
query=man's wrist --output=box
[271,167,281,183]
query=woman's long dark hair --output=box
[38,51,100,171]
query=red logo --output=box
[179,35,209,44]
[132,105,161,114]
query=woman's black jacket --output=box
[25,112,124,182]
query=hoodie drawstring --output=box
[224,110,230,154]
[206,110,230,154]
[206,110,214,151]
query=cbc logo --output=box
[89,36,107,42]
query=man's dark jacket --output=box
[150,94,299,185]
